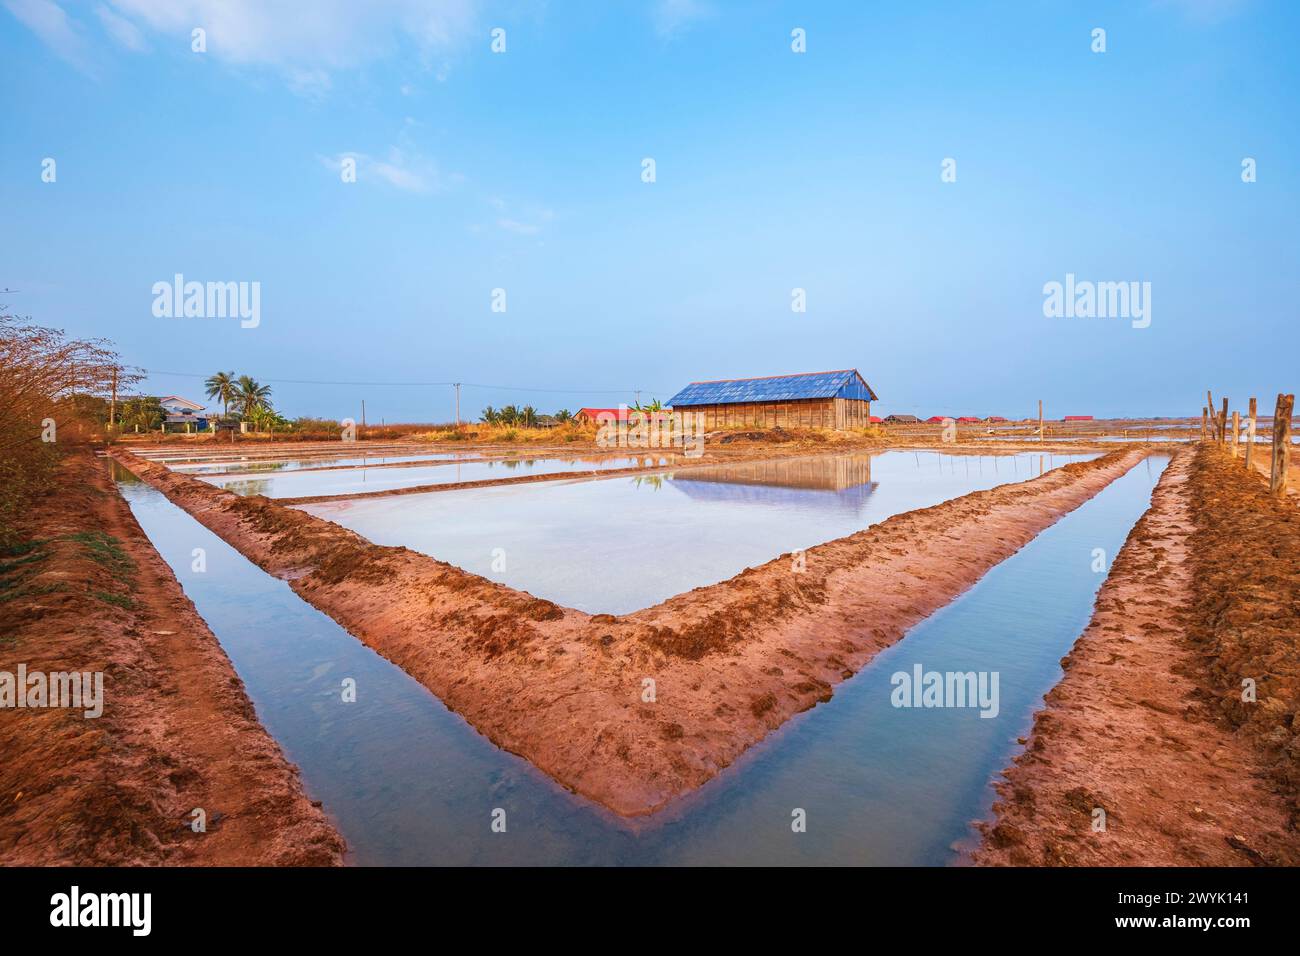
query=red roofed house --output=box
[925,415,949,424]
[957,416,982,424]
[1063,415,1094,422]
[575,407,631,424]
[575,407,673,425]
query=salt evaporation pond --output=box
[112,455,1165,864]
[205,454,670,499]
[172,451,484,475]
[301,450,1098,614]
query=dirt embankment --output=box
[973,447,1300,866]
[1186,447,1300,824]
[114,447,1145,817]
[0,450,345,865]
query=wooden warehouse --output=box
[666,369,878,430]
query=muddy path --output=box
[0,450,344,865]
[113,446,1146,817]
[973,446,1300,865]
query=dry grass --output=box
[412,422,597,444]
[0,313,133,545]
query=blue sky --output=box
[2,0,1297,420]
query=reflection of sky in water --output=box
[113,456,1164,865]
[302,451,1098,615]
[171,452,482,474]
[206,455,668,498]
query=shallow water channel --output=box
[113,454,1165,864]
[302,450,1097,614]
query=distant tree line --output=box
[479,405,574,427]
[204,371,288,432]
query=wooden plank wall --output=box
[683,399,871,429]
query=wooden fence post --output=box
[1246,397,1257,470]
[1232,411,1240,457]
[1207,390,1216,440]
[1220,397,1228,446]
[1201,407,1208,441]
[1271,393,1294,498]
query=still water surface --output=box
[113,455,1162,864]
[205,454,669,499]
[303,450,1097,614]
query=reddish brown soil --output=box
[0,450,345,865]
[1244,442,1300,503]
[973,447,1300,866]
[1185,447,1300,824]
[113,446,1147,817]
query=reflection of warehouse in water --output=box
[669,454,878,514]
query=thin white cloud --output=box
[106,0,479,63]
[94,3,147,51]
[651,0,710,38]
[489,198,554,236]
[497,218,540,236]
[8,0,481,92]
[287,67,331,99]
[4,0,95,71]
[321,149,448,195]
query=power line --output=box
[140,369,668,395]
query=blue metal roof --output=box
[666,369,877,407]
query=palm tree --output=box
[521,405,538,427]
[554,408,572,423]
[204,371,236,419]
[235,375,272,417]
[247,405,284,433]
[480,406,499,425]
[499,404,520,426]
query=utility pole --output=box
[1037,399,1043,442]
[453,383,461,426]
